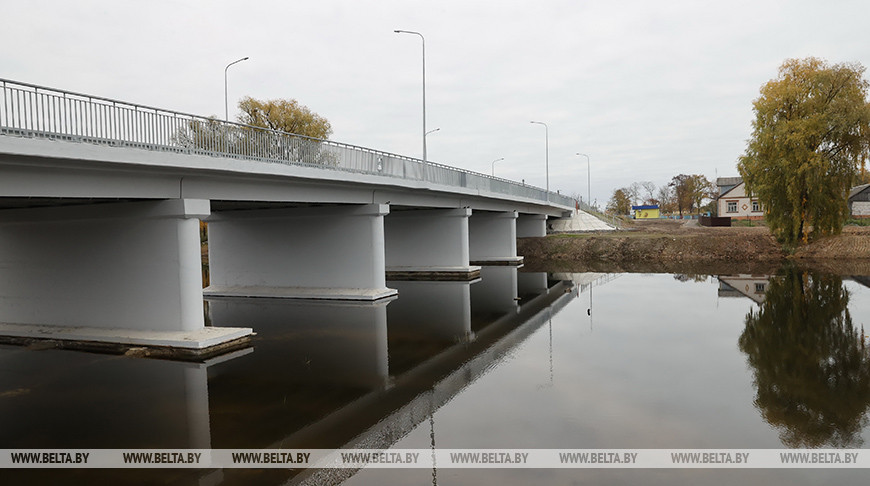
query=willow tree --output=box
[739,267,870,447]
[738,58,870,245]
[235,96,337,166]
[237,96,332,139]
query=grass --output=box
[846,218,870,226]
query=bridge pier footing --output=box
[0,199,252,356]
[469,210,524,265]
[385,208,480,281]
[205,204,397,301]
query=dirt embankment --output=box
[517,220,870,275]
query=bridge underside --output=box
[0,196,550,357]
[0,136,568,357]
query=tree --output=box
[739,266,870,447]
[668,174,714,216]
[738,57,870,245]
[657,185,675,214]
[606,188,632,215]
[688,174,715,213]
[236,96,338,166]
[628,182,642,206]
[237,96,332,139]
[668,174,712,216]
[669,174,692,216]
[640,181,657,205]
[173,96,337,166]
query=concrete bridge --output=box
[0,78,575,355]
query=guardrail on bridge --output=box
[0,78,574,208]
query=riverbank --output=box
[518,219,870,275]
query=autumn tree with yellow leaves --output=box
[738,58,870,245]
[237,96,332,140]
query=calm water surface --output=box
[2,266,870,485]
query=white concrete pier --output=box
[384,208,480,280]
[469,210,523,265]
[0,199,251,353]
[205,204,397,301]
[517,213,547,237]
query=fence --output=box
[699,215,732,227]
[0,78,574,208]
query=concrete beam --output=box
[0,199,251,354]
[385,208,480,280]
[0,136,574,217]
[205,204,396,301]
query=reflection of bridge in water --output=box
[0,270,623,485]
[207,268,577,485]
[552,272,621,293]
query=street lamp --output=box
[491,157,504,177]
[224,56,249,121]
[394,30,427,163]
[530,121,549,193]
[576,153,590,208]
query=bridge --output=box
[0,78,576,355]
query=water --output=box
[2,266,870,485]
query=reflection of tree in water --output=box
[738,267,870,447]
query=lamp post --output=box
[530,121,549,193]
[491,157,504,177]
[576,153,590,208]
[224,56,249,121]
[394,30,427,164]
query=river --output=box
[2,265,870,485]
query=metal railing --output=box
[0,78,574,208]
[576,198,623,228]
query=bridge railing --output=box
[0,78,574,208]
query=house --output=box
[631,204,660,219]
[716,177,763,220]
[716,176,742,197]
[717,274,771,304]
[849,183,870,218]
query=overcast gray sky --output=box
[4,0,869,206]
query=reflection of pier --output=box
[201,269,574,485]
[286,275,575,485]
[0,345,252,484]
[1,268,575,485]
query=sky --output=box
[3,0,869,207]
